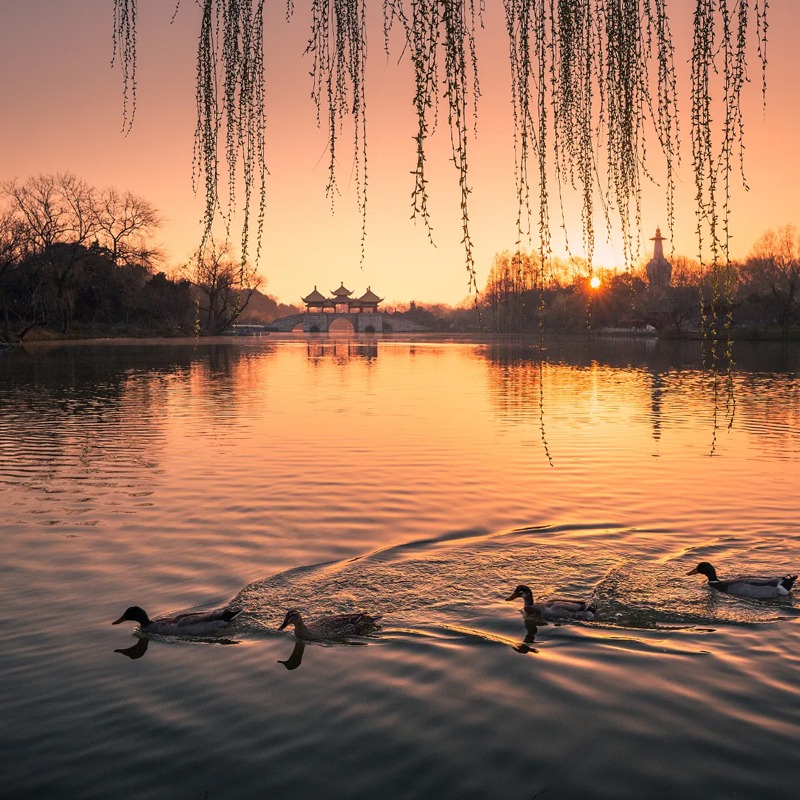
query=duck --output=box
[505,584,596,621]
[112,605,243,636]
[687,561,797,599]
[278,608,382,642]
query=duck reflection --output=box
[112,634,239,659]
[277,639,306,670]
[512,619,540,654]
[114,637,149,659]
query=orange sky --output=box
[1,1,798,306]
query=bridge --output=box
[268,312,429,333]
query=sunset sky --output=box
[1,1,798,306]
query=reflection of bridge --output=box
[269,312,429,333]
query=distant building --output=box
[301,286,329,312]
[356,287,383,313]
[271,281,425,332]
[646,227,672,290]
[301,283,384,314]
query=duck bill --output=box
[686,567,699,575]
[504,592,520,602]
[278,613,293,631]
[112,615,127,625]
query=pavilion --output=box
[301,283,384,314]
[269,282,428,333]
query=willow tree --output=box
[111,0,769,299]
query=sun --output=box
[589,275,601,289]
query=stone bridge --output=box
[268,312,429,333]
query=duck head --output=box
[278,609,302,631]
[505,585,534,604]
[112,606,151,626]
[687,562,718,581]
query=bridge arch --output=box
[267,311,428,333]
[329,317,355,332]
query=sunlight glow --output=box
[589,275,601,290]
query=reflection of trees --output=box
[0,343,274,509]
[0,345,182,500]
[481,337,800,454]
[735,371,800,457]
[182,343,278,428]
[483,344,546,419]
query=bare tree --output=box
[189,240,262,335]
[93,186,163,269]
[0,208,31,340]
[2,173,98,331]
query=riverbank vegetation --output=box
[1,174,797,342]
[478,227,800,339]
[0,174,294,342]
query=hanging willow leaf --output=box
[111,0,768,302]
[111,0,137,135]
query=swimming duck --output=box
[505,584,596,621]
[112,605,242,636]
[278,608,382,642]
[687,562,797,599]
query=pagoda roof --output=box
[358,286,383,304]
[331,282,353,297]
[302,286,328,304]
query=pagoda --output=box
[642,226,675,333]
[646,227,672,290]
[356,286,383,313]
[301,286,329,312]
[330,282,355,313]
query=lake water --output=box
[1,335,799,799]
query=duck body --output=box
[688,562,797,599]
[112,605,242,636]
[278,608,382,642]
[505,584,596,621]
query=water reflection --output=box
[0,341,283,526]
[239,526,799,643]
[112,634,240,659]
[306,337,378,363]
[278,639,306,670]
[480,336,800,461]
[115,638,149,659]
[512,620,540,654]
[4,336,800,800]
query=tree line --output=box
[388,229,800,339]
[2,173,797,341]
[0,173,269,342]
[480,229,800,339]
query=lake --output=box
[1,334,799,799]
